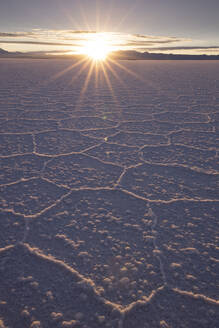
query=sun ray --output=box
[111,3,137,33]
[104,60,127,89]
[75,59,96,110]
[100,62,114,95]
[60,5,81,32]
[67,59,92,90]
[100,61,123,119]
[109,56,160,92]
[33,1,154,119]
[103,1,114,31]
[96,0,100,32]
[79,3,92,32]
[46,57,88,85]
[94,61,100,89]
[108,57,146,82]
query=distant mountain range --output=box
[0,48,23,57]
[0,48,9,55]
[110,50,219,60]
[1,48,219,60]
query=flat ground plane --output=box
[0,59,218,328]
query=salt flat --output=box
[0,59,218,327]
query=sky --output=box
[1,0,219,55]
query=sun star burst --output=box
[81,35,112,61]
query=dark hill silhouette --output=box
[0,48,9,55]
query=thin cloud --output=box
[0,40,78,47]
[148,46,219,51]
[26,50,71,54]
[126,34,191,48]
[68,30,96,34]
[125,39,185,47]
[133,33,188,41]
[0,32,34,37]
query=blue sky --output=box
[1,0,219,54]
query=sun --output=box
[81,36,112,61]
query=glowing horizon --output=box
[1,29,219,56]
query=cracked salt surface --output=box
[0,59,218,327]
